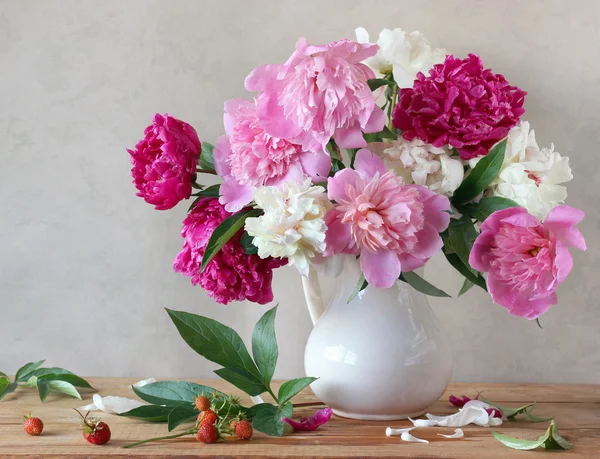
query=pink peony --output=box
[282,407,333,431]
[214,99,331,212]
[469,206,586,319]
[173,198,285,305]
[127,113,201,210]
[393,54,527,160]
[245,38,386,152]
[325,149,450,288]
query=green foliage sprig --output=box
[0,360,93,402]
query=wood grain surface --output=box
[0,378,598,458]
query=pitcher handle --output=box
[301,266,325,325]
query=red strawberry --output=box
[196,422,218,444]
[74,409,111,445]
[194,395,211,412]
[235,420,253,440]
[198,409,218,426]
[23,414,44,436]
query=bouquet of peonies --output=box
[127,27,586,321]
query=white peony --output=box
[380,138,464,196]
[244,179,332,276]
[355,27,447,88]
[469,121,573,220]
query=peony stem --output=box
[122,428,195,449]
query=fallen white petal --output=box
[386,426,415,437]
[401,431,429,444]
[251,395,265,405]
[132,377,156,388]
[438,428,464,439]
[411,401,503,428]
[78,393,146,414]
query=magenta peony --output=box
[245,38,385,152]
[324,149,450,288]
[127,113,201,210]
[393,54,527,160]
[173,198,285,305]
[213,99,331,212]
[469,206,586,319]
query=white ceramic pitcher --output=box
[302,254,453,420]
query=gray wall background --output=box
[1,0,598,383]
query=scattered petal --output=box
[438,428,464,439]
[282,407,332,431]
[251,395,265,405]
[401,430,429,444]
[78,393,146,415]
[411,400,503,428]
[386,426,415,437]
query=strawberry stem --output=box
[122,428,195,449]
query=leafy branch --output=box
[0,360,93,402]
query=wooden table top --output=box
[0,378,598,458]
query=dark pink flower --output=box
[282,407,333,431]
[486,408,503,419]
[127,113,201,210]
[469,206,586,319]
[449,395,472,408]
[173,198,285,305]
[393,54,526,160]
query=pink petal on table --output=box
[449,395,472,408]
[282,407,333,431]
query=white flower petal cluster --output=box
[381,138,464,196]
[470,122,572,220]
[244,179,332,276]
[355,27,447,88]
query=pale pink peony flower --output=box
[214,99,331,212]
[245,38,386,152]
[469,206,586,319]
[127,113,201,210]
[393,54,527,160]
[173,198,286,305]
[325,149,450,288]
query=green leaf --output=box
[0,380,18,401]
[252,305,278,386]
[37,381,50,402]
[480,397,550,422]
[0,371,7,379]
[240,231,258,255]
[492,420,572,451]
[452,139,507,205]
[367,78,394,91]
[198,142,215,171]
[400,271,451,298]
[37,373,93,389]
[458,278,474,297]
[196,184,220,198]
[277,377,317,407]
[492,432,545,450]
[347,273,368,303]
[15,360,45,382]
[118,405,173,422]
[460,196,520,222]
[167,406,198,432]
[24,376,38,387]
[250,402,292,437]
[166,309,263,387]
[214,368,266,396]
[443,249,487,291]
[47,381,82,399]
[132,381,224,407]
[329,158,346,176]
[200,208,262,271]
[446,216,479,270]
